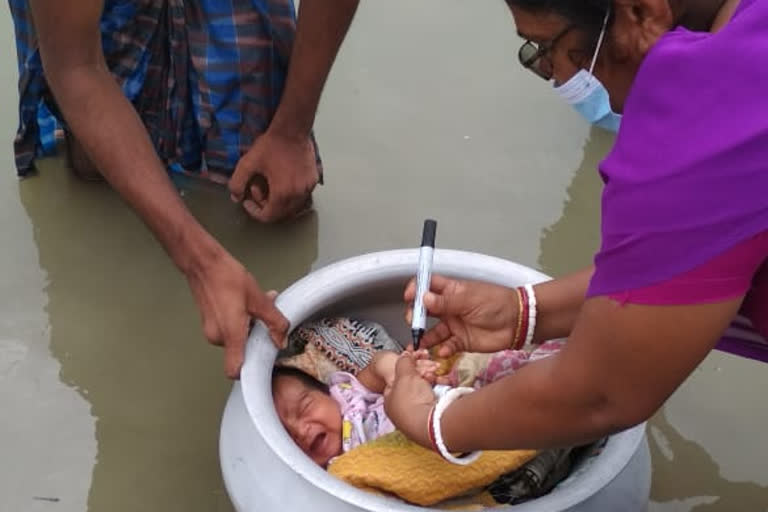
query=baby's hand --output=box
[415,358,439,385]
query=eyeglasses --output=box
[518,25,575,81]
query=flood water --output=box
[1,1,766,511]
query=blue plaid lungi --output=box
[9,0,320,181]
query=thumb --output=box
[229,149,259,201]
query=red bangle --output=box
[513,286,529,350]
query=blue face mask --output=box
[554,70,622,133]
[553,10,622,133]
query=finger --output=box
[249,191,291,223]
[425,274,452,294]
[436,376,452,385]
[257,184,310,223]
[404,274,452,303]
[242,199,264,219]
[266,290,279,301]
[403,278,417,302]
[248,180,269,206]
[413,349,431,360]
[422,291,453,316]
[415,359,438,369]
[437,337,462,358]
[247,283,290,349]
[250,182,266,205]
[196,294,223,346]
[229,155,258,201]
[394,351,419,379]
[223,318,249,379]
[419,322,452,349]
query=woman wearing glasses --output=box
[384,0,767,459]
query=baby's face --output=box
[273,375,343,467]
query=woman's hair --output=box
[272,366,330,394]
[505,0,611,32]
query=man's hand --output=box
[186,247,290,378]
[228,130,319,223]
[227,0,361,222]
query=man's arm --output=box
[229,0,360,221]
[31,0,215,278]
[30,0,288,377]
[270,0,361,140]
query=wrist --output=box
[267,113,312,143]
[172,223,226,279]
[415,403,435,449]
[431,388,482,464]
[511,285,537,349]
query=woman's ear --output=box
[612,0,674,58]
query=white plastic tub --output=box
[220,249,651,511]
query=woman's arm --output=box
[532,265,594,343]
[441,296,742,451]
[387,294,742,450]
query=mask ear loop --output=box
[588,8,611,78]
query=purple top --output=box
[588,0,768,296]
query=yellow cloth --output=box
[431,350,462,377]
[431,350,495,387]
[328,431,538,507]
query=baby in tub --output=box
[272,349,439,467]
[272,340,564,468]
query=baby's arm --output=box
[356,351,398,393]
[357,350,439,393]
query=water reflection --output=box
[18,153,318,512]
[649,409,768,511]
[537,126,613,276]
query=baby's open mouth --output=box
[309,432,326,454]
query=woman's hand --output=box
[404,275,520,357]
[383,352,437,448]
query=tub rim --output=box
[238,249,646,511]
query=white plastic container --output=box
[220,249,651,511]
